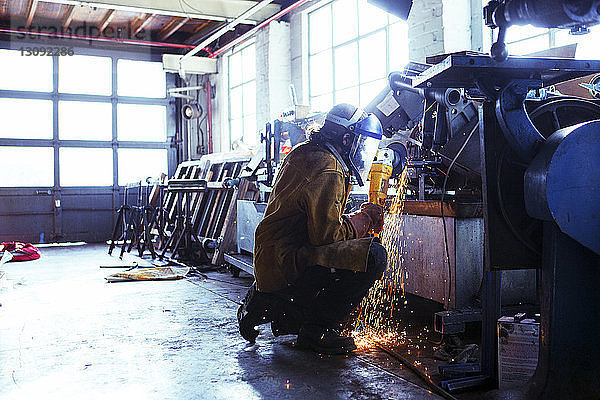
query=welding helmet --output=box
[324,104,383,186]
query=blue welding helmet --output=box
[324,106,383,186]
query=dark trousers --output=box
[273,241,387,329]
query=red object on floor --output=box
[0,242,41,261]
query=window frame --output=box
[0,43,175,188]
[307,0,409,110]
[227,41,257,149]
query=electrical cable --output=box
[424,101,438,114]
[179,0,209,15]
[186,277,244,305]
[440,123,478,310]
[496,146,541,255]
[196,77,208,152]
[196,273,253,288]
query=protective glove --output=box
[343,210,372,239]
[360,203,385,234]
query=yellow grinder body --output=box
[369,162,393,207]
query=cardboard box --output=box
[498,316,540,389]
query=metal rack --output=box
[108,153,258,267]
[108,178,167,259]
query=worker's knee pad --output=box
[367,241,387,279]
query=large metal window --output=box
[0,48,170,188]
[59,55,112,95]
[0,44,176,243]
[307,0,409,112]
[228,42,256,148]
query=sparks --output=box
[350,168,410,349]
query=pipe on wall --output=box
[180,0,278,62]
[209,0,310,59]
[206,79,213,154]
[0,27,196,49]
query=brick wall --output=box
[408,0,483,62]
[408,0,445,62]
[256,21,292,130]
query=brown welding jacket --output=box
[253,141,374,293]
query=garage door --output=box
[0,46,177,243]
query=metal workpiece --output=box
[434,309,482,335]
[236,200,267,254]
[525,121,600,255]
[454,218,484,309]
[393,214,456,306]
[395,214,535,309]
[495,80,547,163]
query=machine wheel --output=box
[528,97,600,135]
[496,97,600,255]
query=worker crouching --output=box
[238,103,387,354]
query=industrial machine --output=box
[363,1,600,397]
[369,52,600,397]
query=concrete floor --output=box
[0,244,443,400]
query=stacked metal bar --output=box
[108,152,260,267]
[161,153,257,266]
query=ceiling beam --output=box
[210,0,310,58]
[157,17,189,41]
[193,21,211,34]
[62,5,76,30]
[131,13,155,37]
[185,21,215,45]
[39,0,281,24]
[99,9,115,34]
[25,0,39,28]
[181,0,275,61]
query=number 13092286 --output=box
[19,47,74,56]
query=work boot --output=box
[237,283,274,343]
[296,324,357,354]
